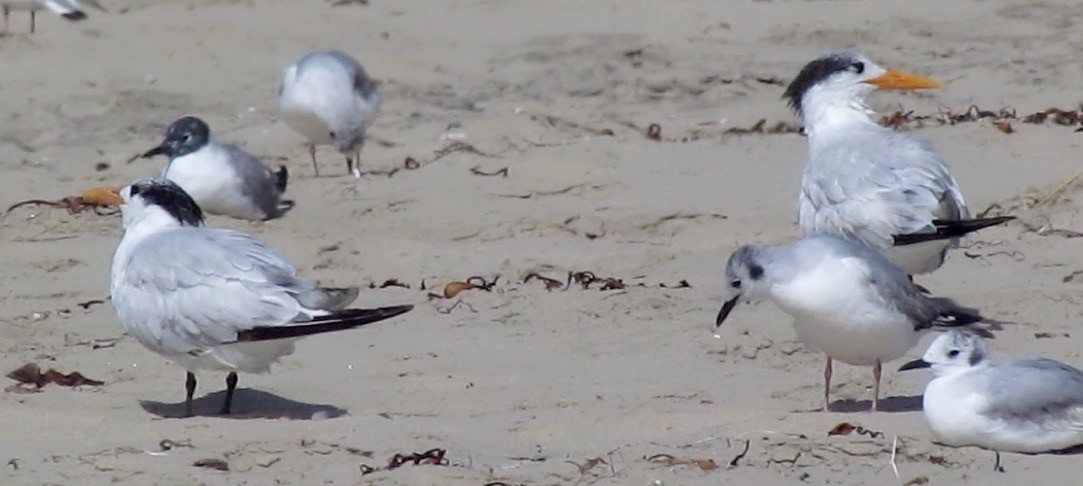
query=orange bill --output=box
[80,186,124,206]
[863,69,941,90]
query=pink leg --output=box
[309,145,319,176]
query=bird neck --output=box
[122,206,187,242]
[800,89,881,142]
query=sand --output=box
[2,0,1083,484]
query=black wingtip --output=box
[893,216,1016,246]
[61,11,89,21]
[234,304,413,342]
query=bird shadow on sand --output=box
[792,394,924,414]
[140,388,348,420]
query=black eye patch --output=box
[749,264,764,280]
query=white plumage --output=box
[279,50,382,178]
[903,330,1083,454]
[110,178,411,415]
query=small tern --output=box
[901,330,1083,454]
[140,116,291,221]
[110,178,413,416]
[1,0,106,35]
[278,50,382,178]
[784,51,1012,275]
[715,233,986,411]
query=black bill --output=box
[715,296,739,328]
[898,359,932,371]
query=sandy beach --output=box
[2,0,1083,483]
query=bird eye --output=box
[730,279,741,289]
[850,62,865,74]
[947,349,960,358]
[129,185,141,196]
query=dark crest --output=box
[782,52,861,113]
[129,178,204,227]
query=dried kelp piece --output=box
[827,422,884,438]
[6,186,123,216]
[646,123,662,141]
[6,363,104,388]
[470,166,509,177]
[524,272,564,290]
[361,448,449,475]
[723,118,803,135]
[568,271,625,290]
[192,458,229,471]
[646,453,719,471]
[369,279,410,289]
[879,105,1083,132]
[566,457,610,475]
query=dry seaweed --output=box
[6,363,104,389]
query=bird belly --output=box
[774,271,918,365]
[883,240,952,275]
[174,340,298,374]
[281,107,334,145]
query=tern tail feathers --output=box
[233,305,413,342]
[893,216,1015,246]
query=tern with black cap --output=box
[110,178,413,416]
[785,50,1013,275]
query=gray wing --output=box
[980,358,1083,429]
[812,235,941,324]
[799,130,969,249]
[318,50,379,99]
[113,228,355,354]
[221,143,283,219]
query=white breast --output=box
[770,257,918,365]
[162,145,263,220]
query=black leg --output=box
[309,145,319,177]
[871,360,881,412]
[822,356,833,412]
[222,372,238,415]
[994,451,1005,473]
[185,372,197,417]
[29,10,34,34]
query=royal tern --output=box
[784,51,1012,275]
[110,178,413,416]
